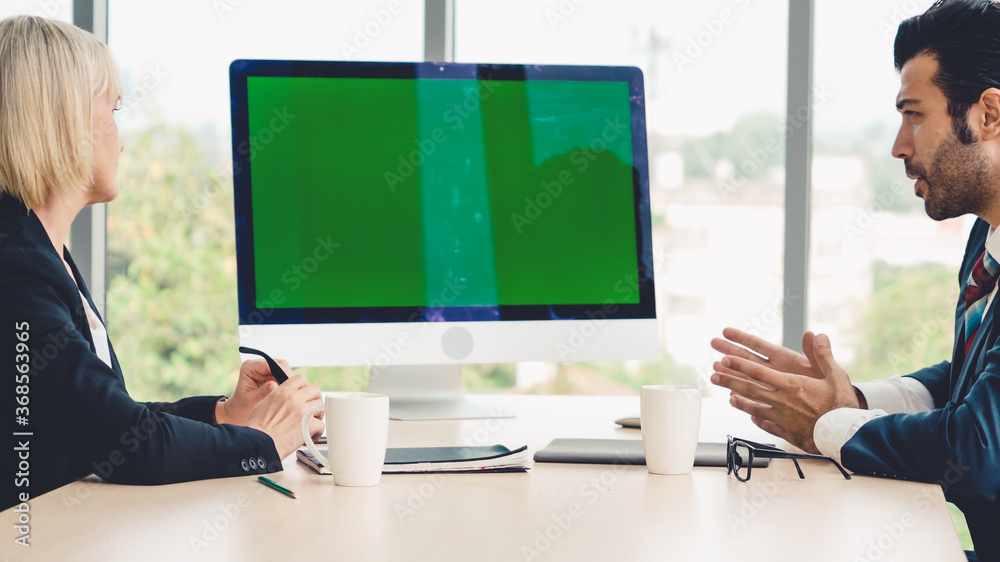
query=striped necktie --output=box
[962,248,1000,355]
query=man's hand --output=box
[216,358,290,426]
[710,328,861,453]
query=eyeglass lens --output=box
[732,442,751,481]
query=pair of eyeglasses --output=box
[239,346,288,384]
[727,435,851,482]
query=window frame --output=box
[72,0,813,350]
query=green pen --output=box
[258,476,298,499]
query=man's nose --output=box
[892,123,913,160]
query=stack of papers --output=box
[297,444,532,475]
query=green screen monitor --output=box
[230,60,657,418]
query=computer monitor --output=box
[229,60,657,420]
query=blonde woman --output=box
[0,15,323,510]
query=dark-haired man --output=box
[710,1,1000,559]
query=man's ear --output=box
[978,88,1000,141]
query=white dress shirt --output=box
[814,225,1000,464]
[80,291,113,369]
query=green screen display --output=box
[247,76,638,309]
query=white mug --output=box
[640,385,702,475]
[300,392,389,486]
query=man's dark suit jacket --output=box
[842,218,1000,560]
[1,195,280,511]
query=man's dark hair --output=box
[894,0,1000,143]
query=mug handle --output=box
[300,404,330,471]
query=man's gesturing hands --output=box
[709,328,864,453]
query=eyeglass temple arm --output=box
[756,450,827,461]
[731,437,788,450]
[755,450,852,480]
[790,458,804,479]
[824,456,852,480]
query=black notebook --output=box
[533,438,769,468]
[297,444,532,475]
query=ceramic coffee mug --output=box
[300,392,389,486]
[640,385,702,475]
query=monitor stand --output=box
[367,364,516,421]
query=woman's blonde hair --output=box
[0,15,123,210]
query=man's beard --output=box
[906,134,996,221]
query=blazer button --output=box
[249,458,258,470]
[257,457,267,470]
[241,459,249,472]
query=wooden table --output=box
[1,395,965,561]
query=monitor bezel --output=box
[229,59,656,331]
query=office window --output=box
[457,0,788,394]
[105,1,424,400]
[812,0,972,547]
[810,0,970,381]
[0,1,72,21]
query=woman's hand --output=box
[216,358,292,426]
[246,373,325,458]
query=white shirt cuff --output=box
[854,376,935,414]
[813,408,889,464]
